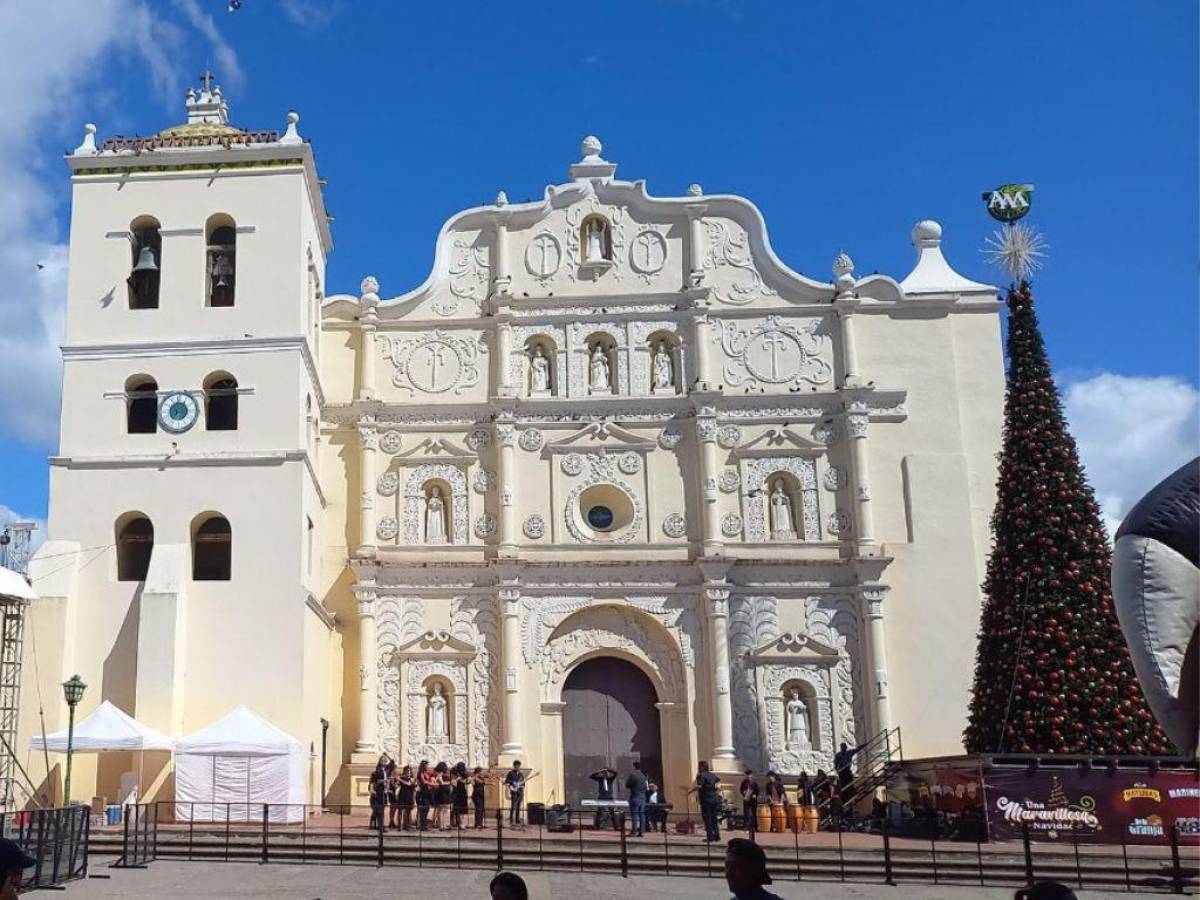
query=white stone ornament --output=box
[662,513,687,539]
[717,424,743,449]
[377,472,400,496]
[721,315,832,388]
[823,467,846,491]
[472,469,496,493]
[523,514,546,540]
[560,453,585,476]
[827,511,849,535]
[474,514,497,539]
[721,512,744,538]
[813,421,839,445]
[525,232,562,281]
[658,426,683,450]
[718,469,740,493]
[618,451,641,474]
[385,330,483,395]
[630,229,668,277]
[518,428,544,452]
[376,517,399,541]
[379,430,404,454]
[466,428,491,451]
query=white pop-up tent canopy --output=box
[174,706,306,823]
[0,566,36,603]
[30,700,174,753]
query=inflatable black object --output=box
[1112,458,1199,756]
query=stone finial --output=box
[912,220,943,247]
[900,219,991,295]
[360,275,380,307]
[495,190,509,207]
[833,251,855,296]
[687,183,703,197]
[570,134,617,181]
[280,110,302,145]
[74,123,98,155]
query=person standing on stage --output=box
[368,763,387,831]
[504,760,528,826]
[625,761,648,837]
[694,760,722,842]
[764,771,786,832]
[833,741,861,794]
[397,765,416,830]
[416,759,433,830]
[387,767,403,829]
[738,769,759,832]
[471,766,488,829]
[433,761,452,830]
[589,766,618,829]
[452,762,469,829]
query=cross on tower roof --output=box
[200,68,215,93]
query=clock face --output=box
[158,391,200,434]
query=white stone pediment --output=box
[749,631,840,664]
[391,629,477,662]
[393,436,474,463]
[544,421,655,453]
[732,426,824,458]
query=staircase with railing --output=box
[817,725,902,826]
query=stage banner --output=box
[985,766,1200,846]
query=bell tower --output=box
[20,75,338,805]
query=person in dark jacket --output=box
[738,769,759,831]
[625,761,648,837]
[646,781,668,832]
[590,766,618,829]
[692,761,722,842]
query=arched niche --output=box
[125,374,158,434]
[780,677,820,752]
[763,470,803,541]
[420,674,457,745]
[205,213,237,307]
[583,331,619,396]
[128,215,161,310]
[115,511,153,582]
[579,214,613,264]
[646,329,682,395]
[524,334,558,397]
[402,464,468,545]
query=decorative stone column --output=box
[357,417,378,556]
[833,299,863,389]
[843,400,876,554]
[860,586,893,737]
[354,583,379,754]
[686,192,707,284]
[493,199,512,298]
[695,407,722,555]
[495,418,518,556]
[704,583,738,766]
[358,276,380,401]
[499,586,524,757]
[497,318,515,398]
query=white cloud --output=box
[174,0,246,91]
[279,0,341,30]
[0,0,241,449]
[1064,373,1200,537]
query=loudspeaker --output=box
[546,806,573,833]
[527,802,545,826]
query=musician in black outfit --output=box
[645,781,668,832]
[451,762,469,829]
[589,766,619,829]
[738,769,759,832]
[470,767,488,829]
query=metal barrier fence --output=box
[99,801,1199,894]
[0,805,89,889]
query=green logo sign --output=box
[983,184,1034,222]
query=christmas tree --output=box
[964,281,1169,755]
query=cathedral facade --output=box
[20,85,1003,809]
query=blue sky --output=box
[1,0,1196,535]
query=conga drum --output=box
[771,804,786,833]
[756,804,772,833]
[803,805,819,834]
[787,803,803,834]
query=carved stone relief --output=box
[740,457,820,542]
[402,463,469,545]
[702,219,777,306]
[445,238,489,316]
[721,315,832,389]
[661,513,687,539]
[451,595,501,766]
[384,330,485,395]
[523,514,546,540]
[375,596,427,762]
[561,453,645,544]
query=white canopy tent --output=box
[174,706,306,823]
[29,700,173,805]
[0,566,35,603]
[30,700,174,753]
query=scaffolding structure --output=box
[0,521,36,809]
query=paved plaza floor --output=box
[55,858,1154,899]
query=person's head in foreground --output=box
[490,871,528,900]
[1015,881,1078,900]
[725,838,778,899]
[0,838,35,900]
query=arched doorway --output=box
[561,657,661,806]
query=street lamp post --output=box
[61,675,87,805]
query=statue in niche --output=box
[769,479,796,540]
[426,683,449,743]
[589,345,611,394]
[425,485,448,544]
[585,218,608,262]
[530,345,551,394]
[786,688,809,750]
[652,341,674,392]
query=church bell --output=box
[131,245,159,275]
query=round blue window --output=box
[586,505,615,531]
